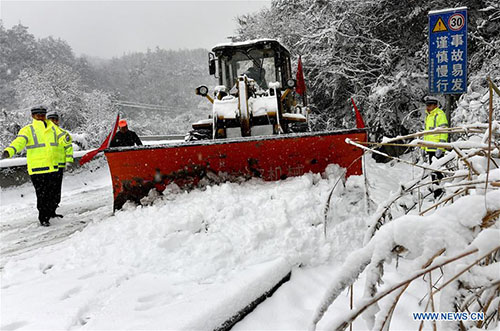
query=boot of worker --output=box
[39,215,51,227]
[50,196,63,218]
[50,206,63,218]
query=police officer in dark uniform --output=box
[47,111,73,218]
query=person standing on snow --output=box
[1,106,66,226]
[422,96,449,198]
[47,111,73,218]
[109,120,143,147]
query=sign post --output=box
[428,7,468,125]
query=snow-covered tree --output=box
[313,121,500,330]
[77,90,118,149]
[236,0,500,140]
[4,63,116,150]
[13,63,86,130]
[0,22,39,110]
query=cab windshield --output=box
[219,49,278,90]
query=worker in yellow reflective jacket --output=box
[1,106,65,226]
[422,96,449,198]
[47,111,73,218]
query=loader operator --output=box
[244,66,267,90]
[47,111,73,218]
[1,106,68,226]
[422,96,448,198]
[110,120,143,147]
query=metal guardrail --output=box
[138,135,185,141]
[0,150,88,169]
[0,135,186,187]
[0,151,90,187]
[0,135,185,169]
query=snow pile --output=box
[313,190,500,329]
[453,89,500,125]
[1,164,369,330]
[312,127,500,330]
[3,130,496,330]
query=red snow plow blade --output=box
[105,129,367,210]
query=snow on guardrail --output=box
[0,136,185,168]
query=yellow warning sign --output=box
[432,17,448,32]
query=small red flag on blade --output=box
[351,98,366,129]
[79,113,120,166]
[296,56,306,96]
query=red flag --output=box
[351,98,366,129]
[79,114,120,165]
[296,56,306,96]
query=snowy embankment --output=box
[311,122,500,330]
[1,147,498,330]
[2,157,402,330]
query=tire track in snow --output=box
[0,185,112,268]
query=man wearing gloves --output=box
[1,106,66,226]
[47,111,73,218]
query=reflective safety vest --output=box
[423,107,448,152]
[3,119,63,175]
[52,126,74,169]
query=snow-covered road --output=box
[1,162,113,268]
[1,157,419,330]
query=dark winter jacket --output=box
[110,130,143,147]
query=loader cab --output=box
[211,39,292,91]
[189,39,308,141]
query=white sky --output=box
[0,0,271,58]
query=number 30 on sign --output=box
[449,13,465,31]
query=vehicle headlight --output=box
[196,85,209,96]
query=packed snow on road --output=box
[1,156,424,330]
